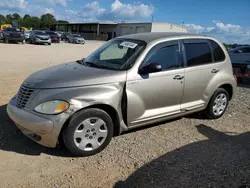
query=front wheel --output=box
[63,108,114,157]
[4,38,9,43]
[205,88,229,119]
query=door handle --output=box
[173,75,184,80]
[211,69,220,73]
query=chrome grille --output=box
[16,85,34,108]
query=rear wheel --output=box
[63,108,114,157]
[205,88,229,119]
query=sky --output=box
[0,0,249,44]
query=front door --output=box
[126,40,185,127]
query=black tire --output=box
[4,38,9,43]
[205,88,229,119]
[63,108,114,157]
[22,39,25,44]
[48,43,51,45]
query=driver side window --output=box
[144,40,181,71]
[100,44,129,60]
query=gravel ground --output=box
[0,42,249,188]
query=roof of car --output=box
[117,32,205,43]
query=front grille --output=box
[16,85,34,108]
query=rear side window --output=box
[209,40,226,62]
[184,40,212,67]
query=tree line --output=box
[0,13,68,30]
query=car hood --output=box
[23,61,126,89]
[36,35,50,39]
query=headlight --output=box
[34,100,69,115]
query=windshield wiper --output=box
[84,61,106,69]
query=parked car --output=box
[7,33,236,157]
[229,45,250,81]
[30,30,51,45]
[68,34,85,44]
[1,27,25,44]
[45,31,60,43]
[24,30,31,41]
[55,31,63,39]
[61,32,72,41]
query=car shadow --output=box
[114,124,250,188]
[0,104,72,157]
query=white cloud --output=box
[44,7,54,14]
[213,21,241,33]
[65,0,154,21]
[0,0,27,10]
[110,0,154,19]
[184,24,205,33]
[185,21,250,44]
[34,0,69,7]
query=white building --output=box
[116,22,188,37]
[54,22,188,40]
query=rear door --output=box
[180,39,225,111]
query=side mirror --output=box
[139,63,162,74]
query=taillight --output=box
[233,75,238,84]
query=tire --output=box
[205,88,229,119]
[48,43,51,45]
[22,39,25,44]
[4,38,9,43]
[63,108,114,157]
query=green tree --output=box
[5,14,13,24]
[40,13,56,29]
[57,20,69,24]
[22,14,32,27]
[29,16,41,29]
[12,13,22,21]
[0,14,5,24]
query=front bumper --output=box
[35,38,51,44]
[75,40,85,44]
[7,97,57,148]
[6,36,24,41]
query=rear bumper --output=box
[7,97,57,148]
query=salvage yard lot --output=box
[0,42,249,188]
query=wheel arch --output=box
[59,104,121,144]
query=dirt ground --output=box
[0,42,249,188]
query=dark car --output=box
[61,32,72,41]
[45,31,60,43]
[68,34,85,44]
[1,27,25,44]
[30,30,51,45]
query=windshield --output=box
[35,31,46,35]
[73,34,81,37]
[83,39,146,71]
